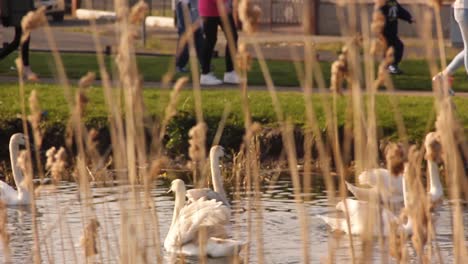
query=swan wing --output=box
[205,237,246,258]
[0,180,18,204]
[187,188,230,206]
[165,198,230,250]
[358,168,392,187]
[345,181,378,201]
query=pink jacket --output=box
[199,0,231,17]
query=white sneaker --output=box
[223,71,240,84]
[200,72,223,86]
[432,72,455,96]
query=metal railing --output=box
[79,0,304,24]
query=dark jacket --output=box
[380,0,412,37]
[1,0,35,27]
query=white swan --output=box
[345,144,405,207]
[164,179,245,257]
[186,146,230,206]
[319,162,413,236]
[0,133,31,205]
[423,132,444,204]
[346,134,444,208]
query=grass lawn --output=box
[0,83,466,148]
[0,52,467,91]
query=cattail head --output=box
[188,123,207,163]
[28,90,44,149]
[46,147,57,170]
[238,0,262,34]
[17,150,33,190]
[21,7,47,43]
[79,72,96,89]
[129,1,149,25]
[424,132,442,163]
[236,43,252,72]
[165,77,187,120]
[330,47,348,94]
[385,142,406,176]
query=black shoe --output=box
[388,64,403,75]
[176,66,188,73]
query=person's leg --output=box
[193,27,205,66]
[175,2,189,70]
[201,17,219,74]
[0,26,21,60]
[445,9,468,75]
[393,37,404,66]
[220,13,238,72]
[21,35,30,66]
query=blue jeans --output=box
[175,1,204,68]
[446,8,468,75]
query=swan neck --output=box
[172,188,186,227]
[427,160,442,197]
[9,140,25,195]
[403,218,413,235]
[402,164,410,209]
[210,153,227,199]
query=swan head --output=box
[210,145,225,160]
[169,179,186,194]
[9,133,26,149]
[424,132,442,163]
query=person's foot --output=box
[223,71,240,84]
[432,72,455,96]
[23,66,39,82]
[388,64,403,75]
[176,66,188,73]
[200,72,223,86]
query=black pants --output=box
[384,34,404,66]
[201,14,238,74]
[0,26,30,66]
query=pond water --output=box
[1,176,467,263]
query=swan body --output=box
[186,146,230,206]
[164,179,245,257]
[320,163,413,236]
[345,168,404,207]
[0,133,30,205]
[318,198,400,236]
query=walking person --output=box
[175,0,204,73]
[0,0,38,81]
[380,0,413,75]
[432,0,468,96]
[199,0,240,85]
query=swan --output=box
[423,132,444,207]
[346,134,444,208]
[186,146,230,206]
[345,143,405,207]
[164,179,245,257]
[319,162,413,236]
[0,133,31,205]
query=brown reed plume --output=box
[129,1,149,25]
[20,6,47,44]
[238,0,262,34]
[45,146,68,183]
[188,122,208,185]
